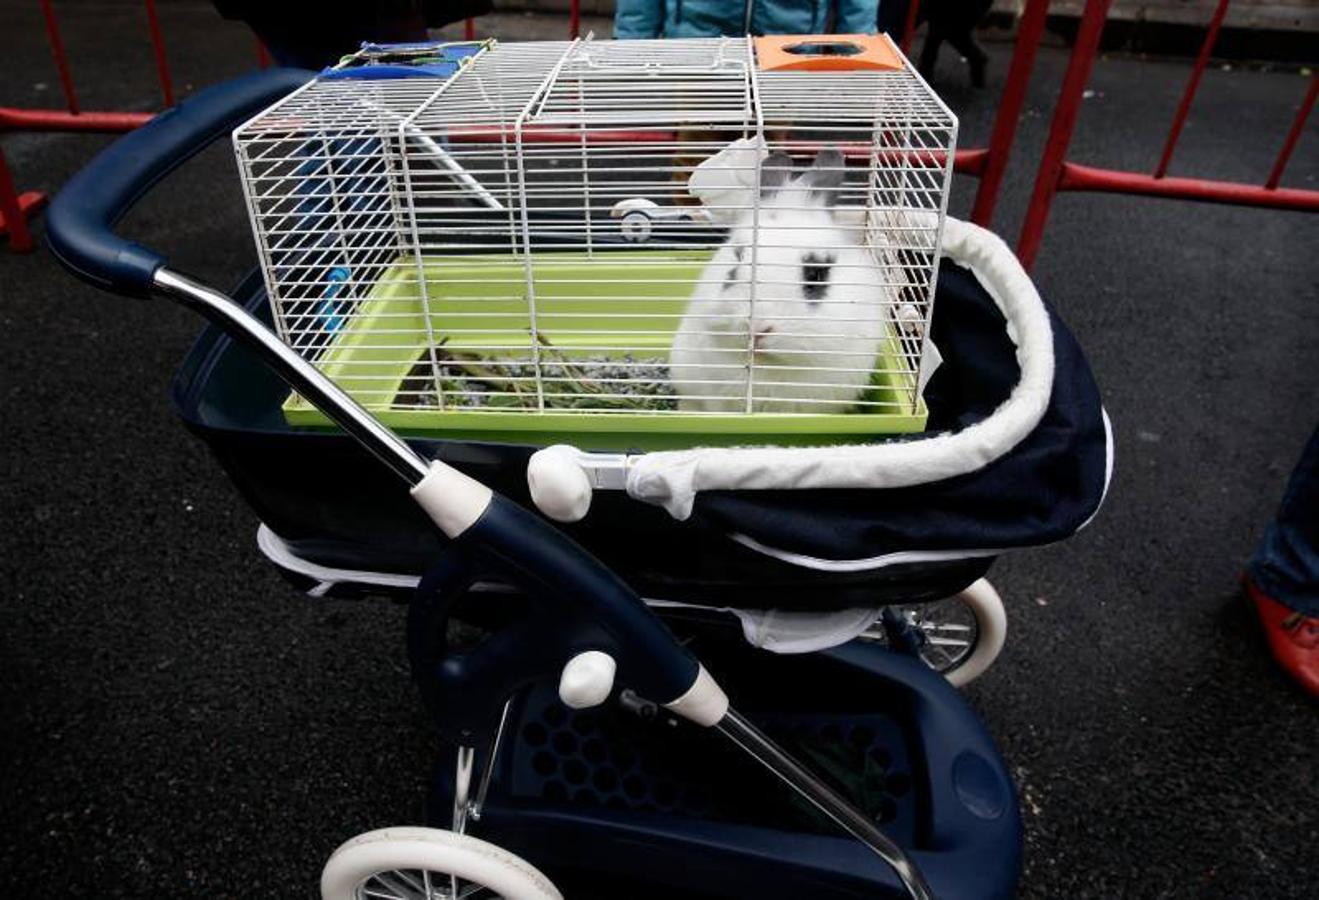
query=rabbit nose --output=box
[752,325,776,349]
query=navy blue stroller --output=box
[49,67,1109,899]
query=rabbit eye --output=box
[722,266,742,292]
[801,256,832,302]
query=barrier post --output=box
[40,0,79,115]
[970,0,1051,226]
[900,0,922,55]
[0,147,45,252]
[143,0,176,107]
[1265,75,1318,191]
[1153,0,1229,178]
[1017,0,1113,269]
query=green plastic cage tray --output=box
[282,251,927,450]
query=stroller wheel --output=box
[862,578,1008,687]
[320,827,563,900]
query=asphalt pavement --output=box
[1,4,1316,897]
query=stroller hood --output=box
[618,219,1113,565]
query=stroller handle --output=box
[46,69,711,715]
[46,68,314,298]
[47,70,938,899]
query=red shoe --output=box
[1245,578,1319,699]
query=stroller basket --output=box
[430,630,1022,900]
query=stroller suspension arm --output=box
[717,708,935,900]
[155,268,434,490]
[155,270,499,540]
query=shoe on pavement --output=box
[1245,577,1319,699]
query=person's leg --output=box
[943,28,988,88]
[916,25,944,80]
[876,0,911,39]
[1246,425,1319,696]
[1249,426,1319,616]
[227,4,429,70]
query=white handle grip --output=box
[558,651,617,709]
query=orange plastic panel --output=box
[754,34,904,72]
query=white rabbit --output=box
[670,149,890,413]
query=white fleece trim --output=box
[732,406,1114,564]
[625,217,1057,519]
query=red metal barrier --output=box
[970,0,1050,226]
[1266,75,1319,191]
[1153,0,1228,179]
[1018,0,1319,269]
[0,109,153,133]
[0,150,46,252]
[900,0,923,55]
[885,0,1044,229]
[143,0,176,107]
[0,106,152,251]
[2,1,182,251]
[39,0,78,114]
[4,1,1038,253]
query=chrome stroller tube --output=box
[717,708,934,900]
[153,269,430,486]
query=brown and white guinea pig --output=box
[669,148,889,413]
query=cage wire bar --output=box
[234,37,956,424]
[1017,0,1319,269]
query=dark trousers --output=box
[1249,426,1319,617]
[879,0,993,82]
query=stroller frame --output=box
[149,256,934,900]
[49,67,945,900]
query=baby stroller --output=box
[47,52,1110,900]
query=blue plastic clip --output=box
[315,266,351,333]
[318,40,485,80]
[318,61,461,80]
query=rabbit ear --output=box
[759,151,795,199]
[803,147,846,206]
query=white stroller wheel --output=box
[320,827,563,900]
[929,578,1007,688]
[619,210,653,243]
[861,578,1007,687]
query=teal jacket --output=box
[615,0,879,39]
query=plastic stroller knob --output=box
[527,446,594,522]
[558,651,617,709]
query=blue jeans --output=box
[1248,425,1319,617]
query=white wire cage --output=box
[232,36,957,446]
